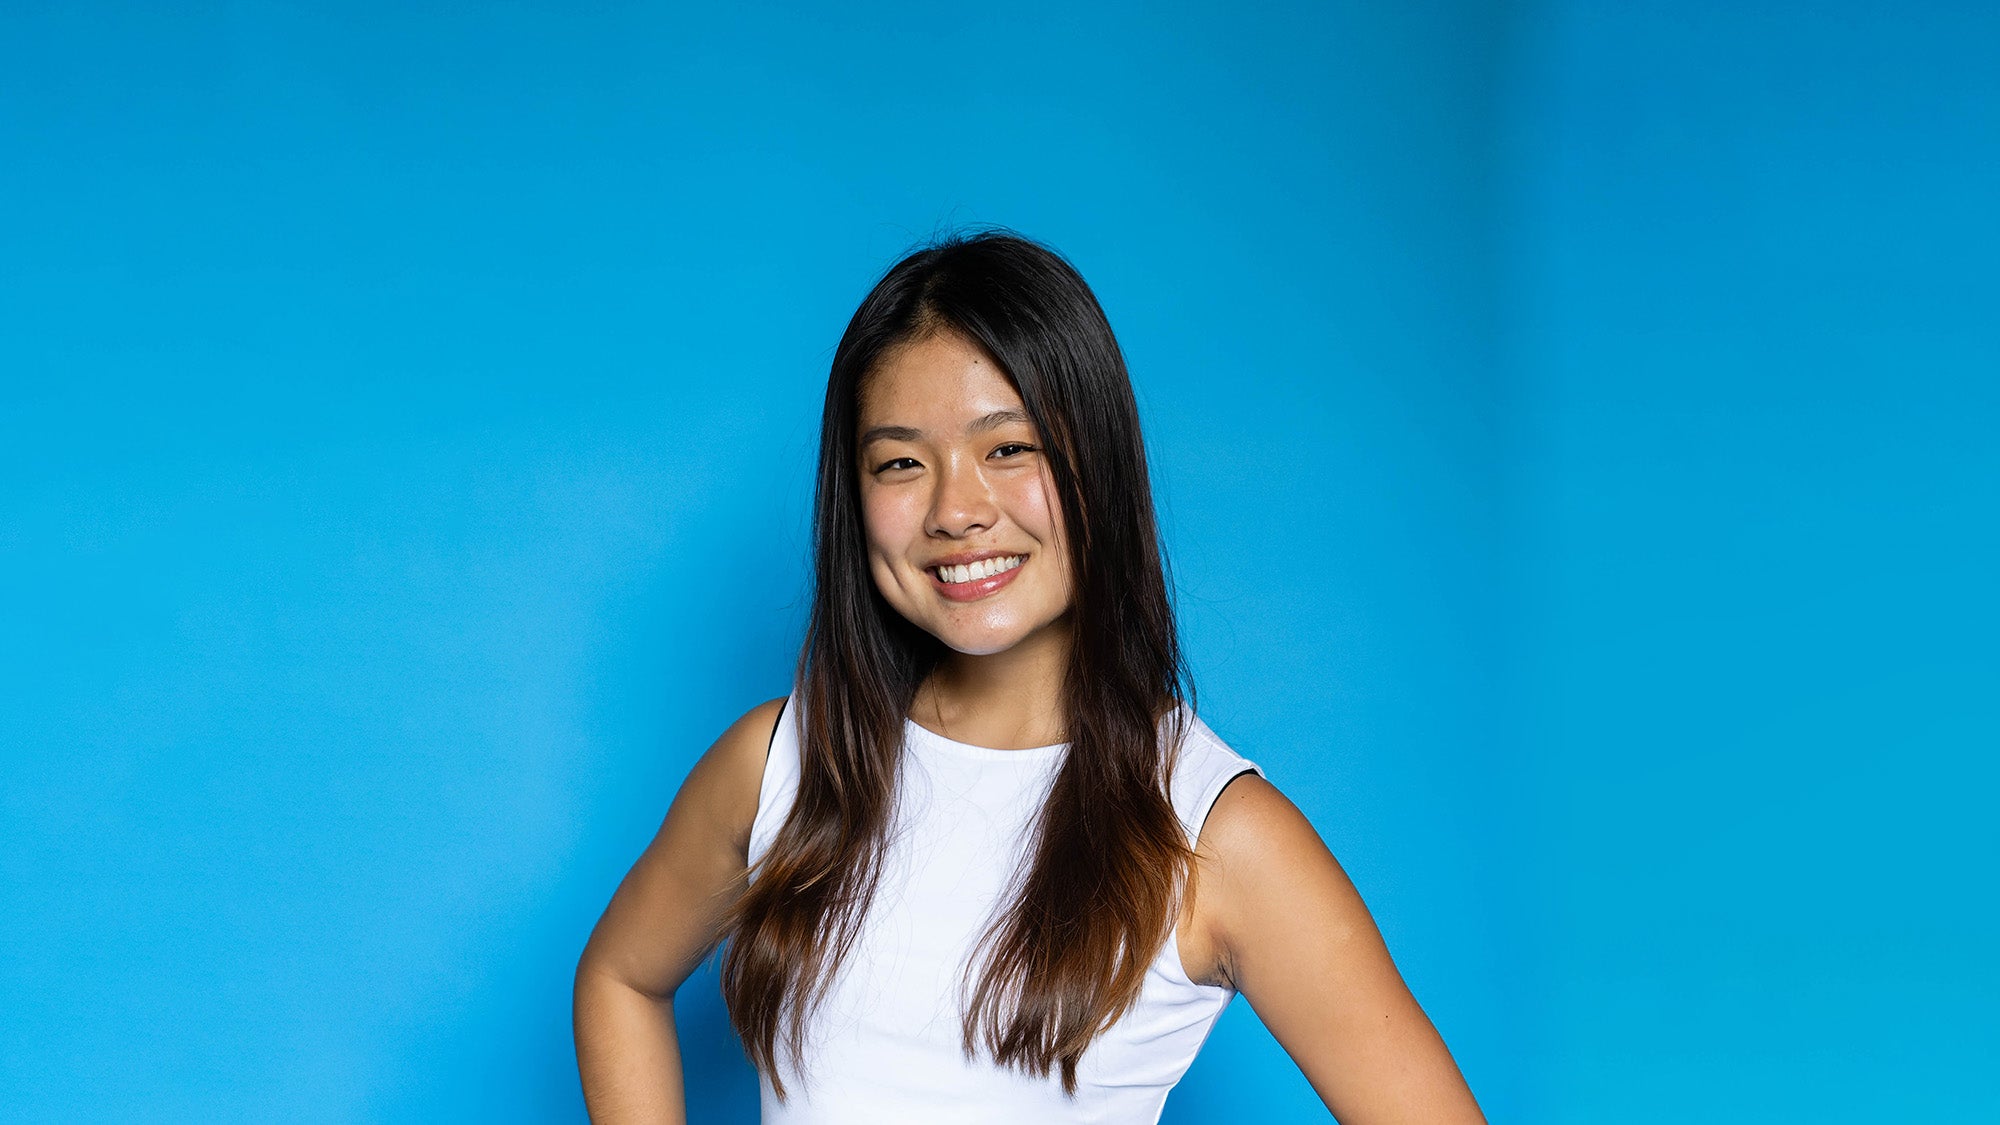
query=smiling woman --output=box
[572,230,1487,1124]
[858,333,1076,660]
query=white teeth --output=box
[935,555,1024,584]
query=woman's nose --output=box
[927,454,999,538]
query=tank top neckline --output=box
[902,715,1068,763]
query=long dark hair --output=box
[720,228,1196,1097]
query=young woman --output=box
[573,231,1486,1123]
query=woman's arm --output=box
[573,697,784,1124]
[1192,774,1487,1124]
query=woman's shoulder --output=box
[1162,707,1268,845]
[681,693,790,856]
[714,693,790,772]
[1169,709,1288,987]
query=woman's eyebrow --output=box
[859,409,1031,447]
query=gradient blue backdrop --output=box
[2,2,1990,1121]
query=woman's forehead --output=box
[857,334,1028,432]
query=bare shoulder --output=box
[1201,773,1330,878]
[1194,774,1488,1122]
[1204,772,1304,839]
[1180,772,1301,983]
[684,694,788,853]
[574,694,788,997]
[1189,773,1376,986]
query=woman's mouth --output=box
[928,554,1026,601]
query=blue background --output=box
[2,1,1991,1121]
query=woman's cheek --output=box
[859,490,923,588]
[1027,469,1066,543]
[857,488,900,548]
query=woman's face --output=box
[855,329,1076,658]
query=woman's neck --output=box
[915,621,1071,751]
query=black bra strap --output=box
[765,695,789,765]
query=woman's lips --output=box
[929,556,1025,602]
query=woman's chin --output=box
[937,632,1027,658]
[923,618,1039,657]
[930,614,1070,659]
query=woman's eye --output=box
[873,458,919,473]
[993,443,1036,458]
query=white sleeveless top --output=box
[745,689,1265,1124]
